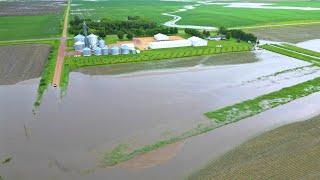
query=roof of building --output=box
[88,33,97,38]
[74,34,85,39]
[188,36,207,42]
[154,33,169,41]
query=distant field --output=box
[70,0,320,29]
[0,14,62,41]
[70,0,185,23]
[188,115,320,179]
[176,5,320,28]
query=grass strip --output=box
[278,44,320,58]
[205,77,320,122]
[260,44,320,65]
[33,40,59,108]
[103,123,226,166]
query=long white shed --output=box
[148,39,192,49]
[188,36,208,47]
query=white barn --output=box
[154,33,169,41]
[188,36,208,47]
[149,39,192,49]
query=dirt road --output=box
[52,0,70,87]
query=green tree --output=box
[226,32,231,40]
[117,31,125,40]
[218,27,228,35]
[126,33,133,40]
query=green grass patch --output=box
[33,40,59,108]
[104,123,224,166]
[61,40,252,89]
[205,77,320,122]
[260,44,320,65]
[0,14,62,41]
[278,44,320,58]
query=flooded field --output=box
[0,44,50,85]
[1,48,320,179]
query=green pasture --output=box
[0,14,62,41]
[176,5,320,28]
[70,0,185,23]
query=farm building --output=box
[154,33,169,41]
[188,36,208,47]
[74,34,85,43]
[149,39,192,49]
[208,35,226,41]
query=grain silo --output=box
[121,45,130,55]
[88,33,98,47]
[74,41,85,51]
[98,39,105,48]
[102,45,109,55]
[111,46,120,55]
[93,47,102,56]
[74,34,85,42]
[82,47,91,56]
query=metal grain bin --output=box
[121,45,130,55]
[102,46,109,55]
[74,41,85,51]
[98,39,105,48]
[82,47,91,56]
[74,34,85,42]
[88,33,98,47]
[111,46,120,55]
[93,47,102,56]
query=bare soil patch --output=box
[188,115,320,180]
[0,0,65,16]
[247,24,320,43]
[0,44,51,85]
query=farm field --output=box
[0,14,62,41]
[188,115,320,180]
[70,0,185,23]
[176,4,320,28]
[0,44,51,85]
[247,23,320,43]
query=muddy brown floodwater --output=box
[1,47,320,179]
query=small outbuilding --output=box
[188,36,208,47]
[207,35,226,41]
[154,33,169,41]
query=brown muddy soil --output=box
[247,24,320,43]
[0,1,65,16]
[188,115,320,180]
[0,44,51,85]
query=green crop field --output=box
[0,14,62,41]
[70,0,320,29]
[176,5,320,28]
[70,0,185,23]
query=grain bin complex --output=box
[73,22,138,57]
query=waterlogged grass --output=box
[62,40,252,89]
[205,77,320,122]
[279,44,320,58]
[34,41,59,108]
[261,44,320,65]
[104,123,224,166]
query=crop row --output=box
[275,44,320,58]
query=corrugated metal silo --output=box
[82,47,91,56]
[102,46,109,55]
[88,34,98,47]
[111,46,120,55]
[74,34,85,42]
[121,45,130,55]
[74,41,85,51]
[98,39,105,48]
[94,47,102,56]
